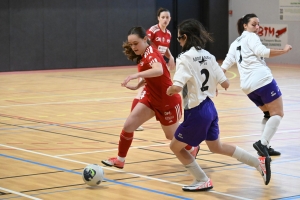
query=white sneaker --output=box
[257,156,271,185]
[182,178,213,191]
[135,126,144,131]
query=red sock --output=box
[185,145,192,151]
[118,130,134,157]
[131,98,139,111]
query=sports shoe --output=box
[101,157,125,169]
[182,178,213,191]
[253,140,270,157]
[257,156,271,185]
[258,146,281,156]
[135,126,144,131]
[190,146,200,159]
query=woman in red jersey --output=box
[101,27,197,169]
[132,8,175,131]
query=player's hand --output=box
[166,86,173,96]
[125,84,138,90]
[283,44,292,53]
[121,73,139,87]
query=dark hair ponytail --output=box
[177,19,213,52]
[157,7,170,17]
[237,13,257,35]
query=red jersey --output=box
[147,24,171,56]
[139,46,180,109]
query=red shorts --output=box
[139,90,182,126]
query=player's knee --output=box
[165,134,173,140]
[208,146,220,154]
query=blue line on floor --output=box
[0,153,192,200]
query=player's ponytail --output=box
[237,13,258,35]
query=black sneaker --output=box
[258,146,281,156]
[253,140,270,157]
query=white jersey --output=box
[173,47,227,110]
[221,31,273,94]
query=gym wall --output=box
[0,0,156,72]
[229,0,299,65]
[0,0,229,72]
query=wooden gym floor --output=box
[0,63,299,200]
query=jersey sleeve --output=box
[146,28,155,42]
[248,33,270,58]
[221,42,237,70]
[173,56,192,88]
[214,62,228,84]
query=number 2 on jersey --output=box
[200,69,209,92]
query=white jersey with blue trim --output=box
[173,47,227,110]
[221,31,273,94]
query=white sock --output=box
[185,160,208,182]
[117,156,125,162]
[261,118,270,148]
[261,115,282,146]
[188,147,194,153]
[232,146,259,168]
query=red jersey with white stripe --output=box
[147,24,171,56]
[139,45,181,109]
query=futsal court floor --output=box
[0,63,300,200]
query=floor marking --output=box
[0,144,251,200]
[53,128,300,157]
[0,154,191,200]
[0,186,42,200]
[0,96,133,108]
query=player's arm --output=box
[166,85,182,96]
[221,42,237,73]
[269,44,292,57]
[215,60,230,90]
[124,78,146,90]
[121,62,163,87]
[220,79,229,90]
[164,48,175,70]
[139,62,163,78]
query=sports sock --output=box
[261,115,282,146]
[185,160,208,182]
[118,129,134,158]
[232,146,259,168]
[131,98,139,111]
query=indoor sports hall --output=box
[1,1,299,200]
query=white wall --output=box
[228,0,300,64]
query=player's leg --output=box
[169,97,215,191]
[251,79,283,157]
[131,86,145,131]
[102,102,155,169]
[206,138,271,185]
[159,101,200,159]
[257,105,281,156]
[170,138,212,191]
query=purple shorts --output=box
[174,97,219,146]
[247,79,282,107]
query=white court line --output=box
[56,143,167,157]
[55,128,300,157]
[0,186,42,200]
[0,97,133,108]
[1,82,300,109]
[0,144,251,200]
